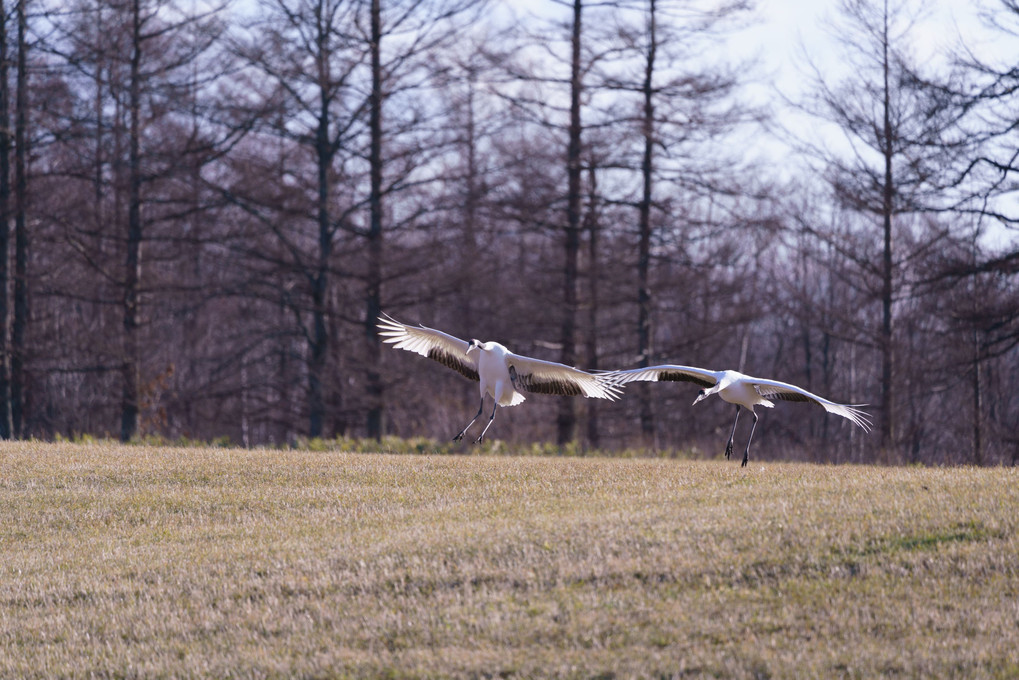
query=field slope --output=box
[1,441,1017,678]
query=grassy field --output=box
[1,441,1017,679]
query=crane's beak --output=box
[692,390,707,406]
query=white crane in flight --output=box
[609,365,871,466]
[378,314,623,442]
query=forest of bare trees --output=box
[1,0,1016,464]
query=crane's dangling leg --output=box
[453,397,486,442]
[725,406,741,460]
[741,411,759,468]
[476,400,499,443]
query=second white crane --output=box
[609,365,871,466]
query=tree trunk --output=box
[120,0,143,442]
[307,3,337,440]
[971,331,983,466]
[585,164,600,449]
[365,0,384,440]
[94,0,105,222]
[0,0,11,439]
[461,64,479,330]
[637,0,657,442]
[879,2,895,455]
[558,0,583,446]
[12,0,28,438]
[309,113,330,439]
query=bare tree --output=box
[5,0,1018,459]
[362,0,488,440]
[932,0,1019,230]
[364,0,384,439]
[929,0,1019,464]
[37,0,239,441]
[795,0,968,456]
[0,0,11,439]
[600,0,753,443]
[12,0,27,438]
[231,0,367,439]
[557,0,584,445]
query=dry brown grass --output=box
[1,440,1017,679]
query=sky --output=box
[503,0,1017,244]
[746,0,1017,245]
[742,0,1010,90]
[509,0,1014,152]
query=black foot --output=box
[741,453,749,467]
[724,441,733,460]
[453,433,465,442]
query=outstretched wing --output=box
[748,377,872,431]
[608,364,721,389]
[506,354,623,401]
[376,314,479,381]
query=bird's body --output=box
[610,365,870,466]
[712,371,769,410]
[475,341,526,408]
[378,314,622,441]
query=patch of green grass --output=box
[842,520,1004,559]
[1,441,1017,678]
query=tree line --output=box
[0,0,1016,465]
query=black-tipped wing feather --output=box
[427,346,479,381]
[377,314,480,382]
[510,365,583,396]
[507,355,622,400]
[657,371,716,388]
[767,391,810,403]
[750,377,872,431]
[608,365,720,389]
